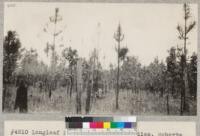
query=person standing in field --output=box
[14,76,28,113]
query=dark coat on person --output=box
[14,80,28,113]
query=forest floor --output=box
[3,85,197,115]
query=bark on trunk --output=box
[70,66,73,98]
[76,60,82,114]
[116,42,120,110]
[85,79,92,114]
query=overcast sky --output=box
[4,2,198,69]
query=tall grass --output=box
[3,85,197,115]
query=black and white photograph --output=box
[2,2,198,115]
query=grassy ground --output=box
[3,85,197,115]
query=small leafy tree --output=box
[20,48,38,75]
[121,56,140,92]
[62,47,78,98]
[166,47,177,96]
[188,53,197,100]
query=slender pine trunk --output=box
[116,42,120,110]
[183,8,190,113]
[70,66,73,98]
[86,79,92,114]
